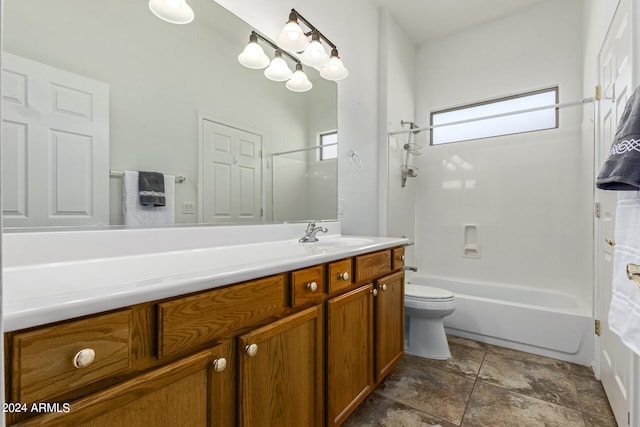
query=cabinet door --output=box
[375,271,405,383]
[12,341,235,427]
[237,305,324,427]
[326,284,374,426]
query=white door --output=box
[1,53,109,228]
[596,1,633,425]
[200,118,262,223]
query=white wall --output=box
[378,10,417,259]
[4,0,335,225]
[413,0,591,300]
[215,0,381,235]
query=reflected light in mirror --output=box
[148,0,194,25]
[286,63,313,92]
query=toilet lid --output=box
[405,284,454,300]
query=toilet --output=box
[404,284,456,360]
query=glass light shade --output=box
[301,40,329,67]
[264,52,293,81]
[238,41,270,69]
[148,0,194,24]
[277,21,309,53]
[320,49,349,81]
[286,65,313,92]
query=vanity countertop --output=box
[3,234,409,332]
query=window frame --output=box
[429,87,559,146]
[318,130,338,161]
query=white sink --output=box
[297,237,374,248]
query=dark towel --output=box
[138,171,166,206]
[597,85,640,190]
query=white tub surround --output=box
[3,222,409,332]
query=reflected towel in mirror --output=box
[123,171,175,226]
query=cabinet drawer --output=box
[355,250,391,283]
[291,265,325,307]
[392,247,405,271]
[11,310,132,403]
[327,258,353,294]
[157,274,285,358]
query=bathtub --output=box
[406,275,594,364]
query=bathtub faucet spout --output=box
[404,266,418,272]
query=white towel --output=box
[123,170,175,226]
[609,191,640,355]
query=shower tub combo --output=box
[406,275,593,364]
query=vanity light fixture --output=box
[148,0,194,25]
[277,8,349,81]
[238,32,270,69]
[286,63,313,92]
[239,31,311,92]
[264,50,294,81]
[276,10,309,52]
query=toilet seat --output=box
[405,284,454,302]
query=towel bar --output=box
[626,264,640,288]
[110,170,186,183]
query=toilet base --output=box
[406,316,451,360]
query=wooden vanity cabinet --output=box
[5,245,405,427]
[374,270,405,382]
[238,305,324,427]
[327,249,405,426]
[9,340,236,427]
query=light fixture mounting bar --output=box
[290,8,337,50]
[251,31,300,64]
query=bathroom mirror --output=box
[1,0,338,229]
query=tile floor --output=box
[344,336,617,427]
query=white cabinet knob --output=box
[381,284,388,291]
[213,358,227,372]
[246,344,258,357]
[307,281,318,292]
[73,349,96,369]
[400,255,406,261]
[371,289,378,296]
[339,272,349,281]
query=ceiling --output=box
[374,0,548,44]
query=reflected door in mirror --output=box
[200,119,262,223]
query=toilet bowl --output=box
[404,284,456,360]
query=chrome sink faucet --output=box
[299,220,328,243]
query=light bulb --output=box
[301,33,329,67]
[148,0,194,24]
[277,10,309,52]
[320,48,349,81]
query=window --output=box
[319,131,338,160]
[430,87,558,145]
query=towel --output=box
[596,85,640,190]
[123,170,175,226]
[138,171,166,206]
[608,191,640,355]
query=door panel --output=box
[596,1,633,424]
[201,119,262,223]
[1,53,109,227]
